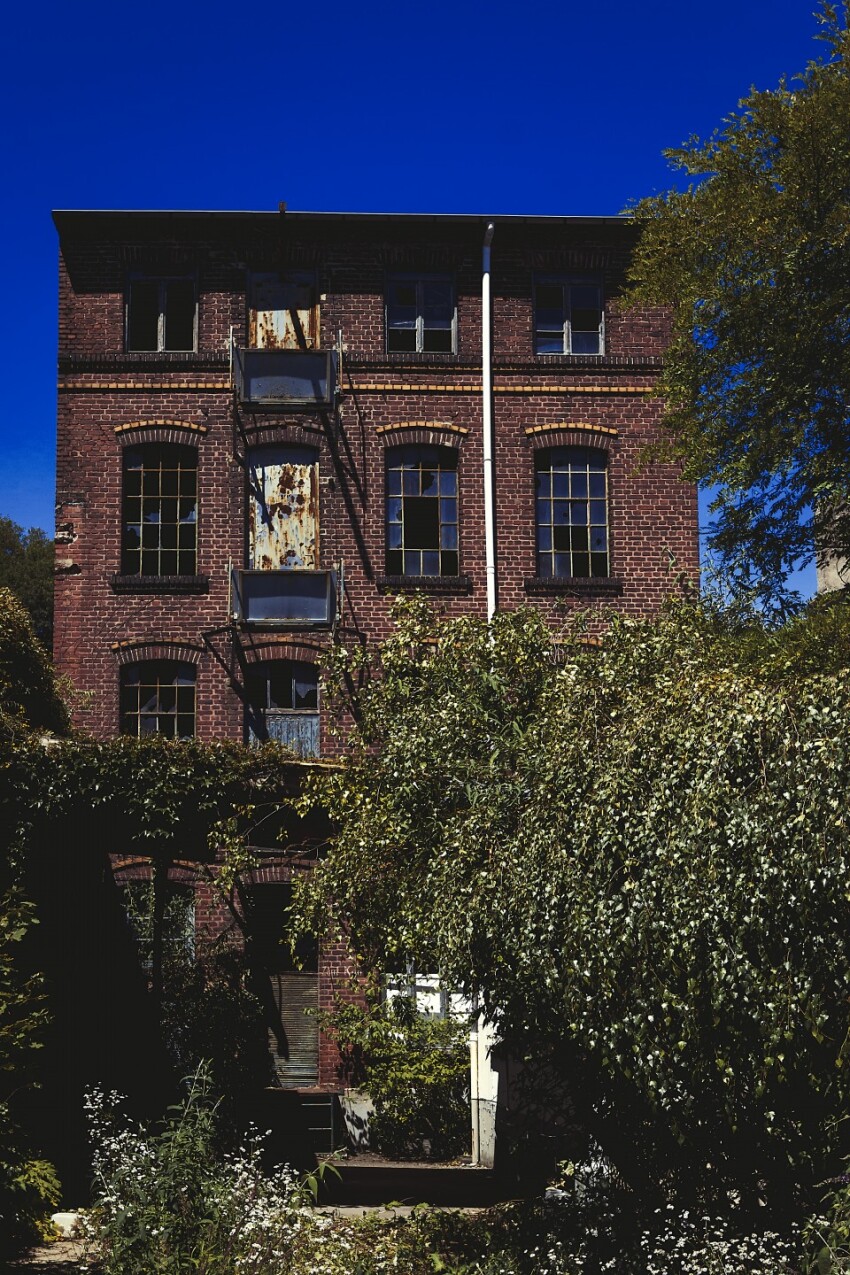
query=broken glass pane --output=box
[128,280,159,351]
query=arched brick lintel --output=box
[238,636,328,668]
[376,421,468,450]
[525,423,618,452]
[240,421,324,450]
[111,639,205,667]
[114,420,208,447]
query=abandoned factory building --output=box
[52,208,698,1098]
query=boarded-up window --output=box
[248,272,319,350]
[247,445,319,572]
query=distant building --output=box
[52,208,697,1113]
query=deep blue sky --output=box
[0,0,823,591]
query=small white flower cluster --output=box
[81,1077,341,1274]
[640,1207,799,1275]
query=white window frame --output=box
[386,274,457,355]
[533,275,604,356]
[126,274,198,353]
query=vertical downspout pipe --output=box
[482,223,497,622]
[472,223,497,1166]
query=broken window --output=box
[534,277,604,354]
[245,661,319,756]
[386,445,459,576]
[120,661,196,738]
[535,447,609,578]
[122,444,197,577]
[127,276,196,352]
[386,276,455,353]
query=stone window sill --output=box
[524,576,623,597]
[377,575,473,596]
[110,575,210,595]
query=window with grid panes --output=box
[386,446,459,576]
[535,448,609,578]
[534,277,603,354]
[386,276,455,353]
[122,445,197,577]
[120,662,196,738]
[127,277,196,352]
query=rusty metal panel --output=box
[248,445,319,571]
[248,272,319,350]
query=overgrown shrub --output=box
[160,939,275,1116]
[83,1063,338,1274]
[322,990,470,1160]
[804,1166,850,1273]
[0,586,67,738]
[295,597,850,1214]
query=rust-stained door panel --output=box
[248,272,319,350]
[248,445,319,571]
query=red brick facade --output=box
[53,209,698,1091]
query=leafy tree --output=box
[0,518,54,650]
[0,588,64,1251]
[0,588,67,741]
[294,597,850,1218]
[627,2,850,606]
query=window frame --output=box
[245,660,320,755]
[533,275,604,356]
[385,274,457,355]
[534,446,611,580]
[119,660,197,739]
[121,442,199,579]
[121,879,196,975]
[385,444,460,578]
[126,274,198,353]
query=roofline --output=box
[52,208,631,229]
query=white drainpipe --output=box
[482,222,497,622]
[470,223,500,1169]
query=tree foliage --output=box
[0,588,64,1251]
[294,596,850,1214]
[0,518,55,650]
[0,587,67,741]
[627,2,850,603]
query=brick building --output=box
[52,208,698,1108]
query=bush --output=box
[322,990,470,1160]
[83,1063,338,1274]
[296,598,850,1212]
